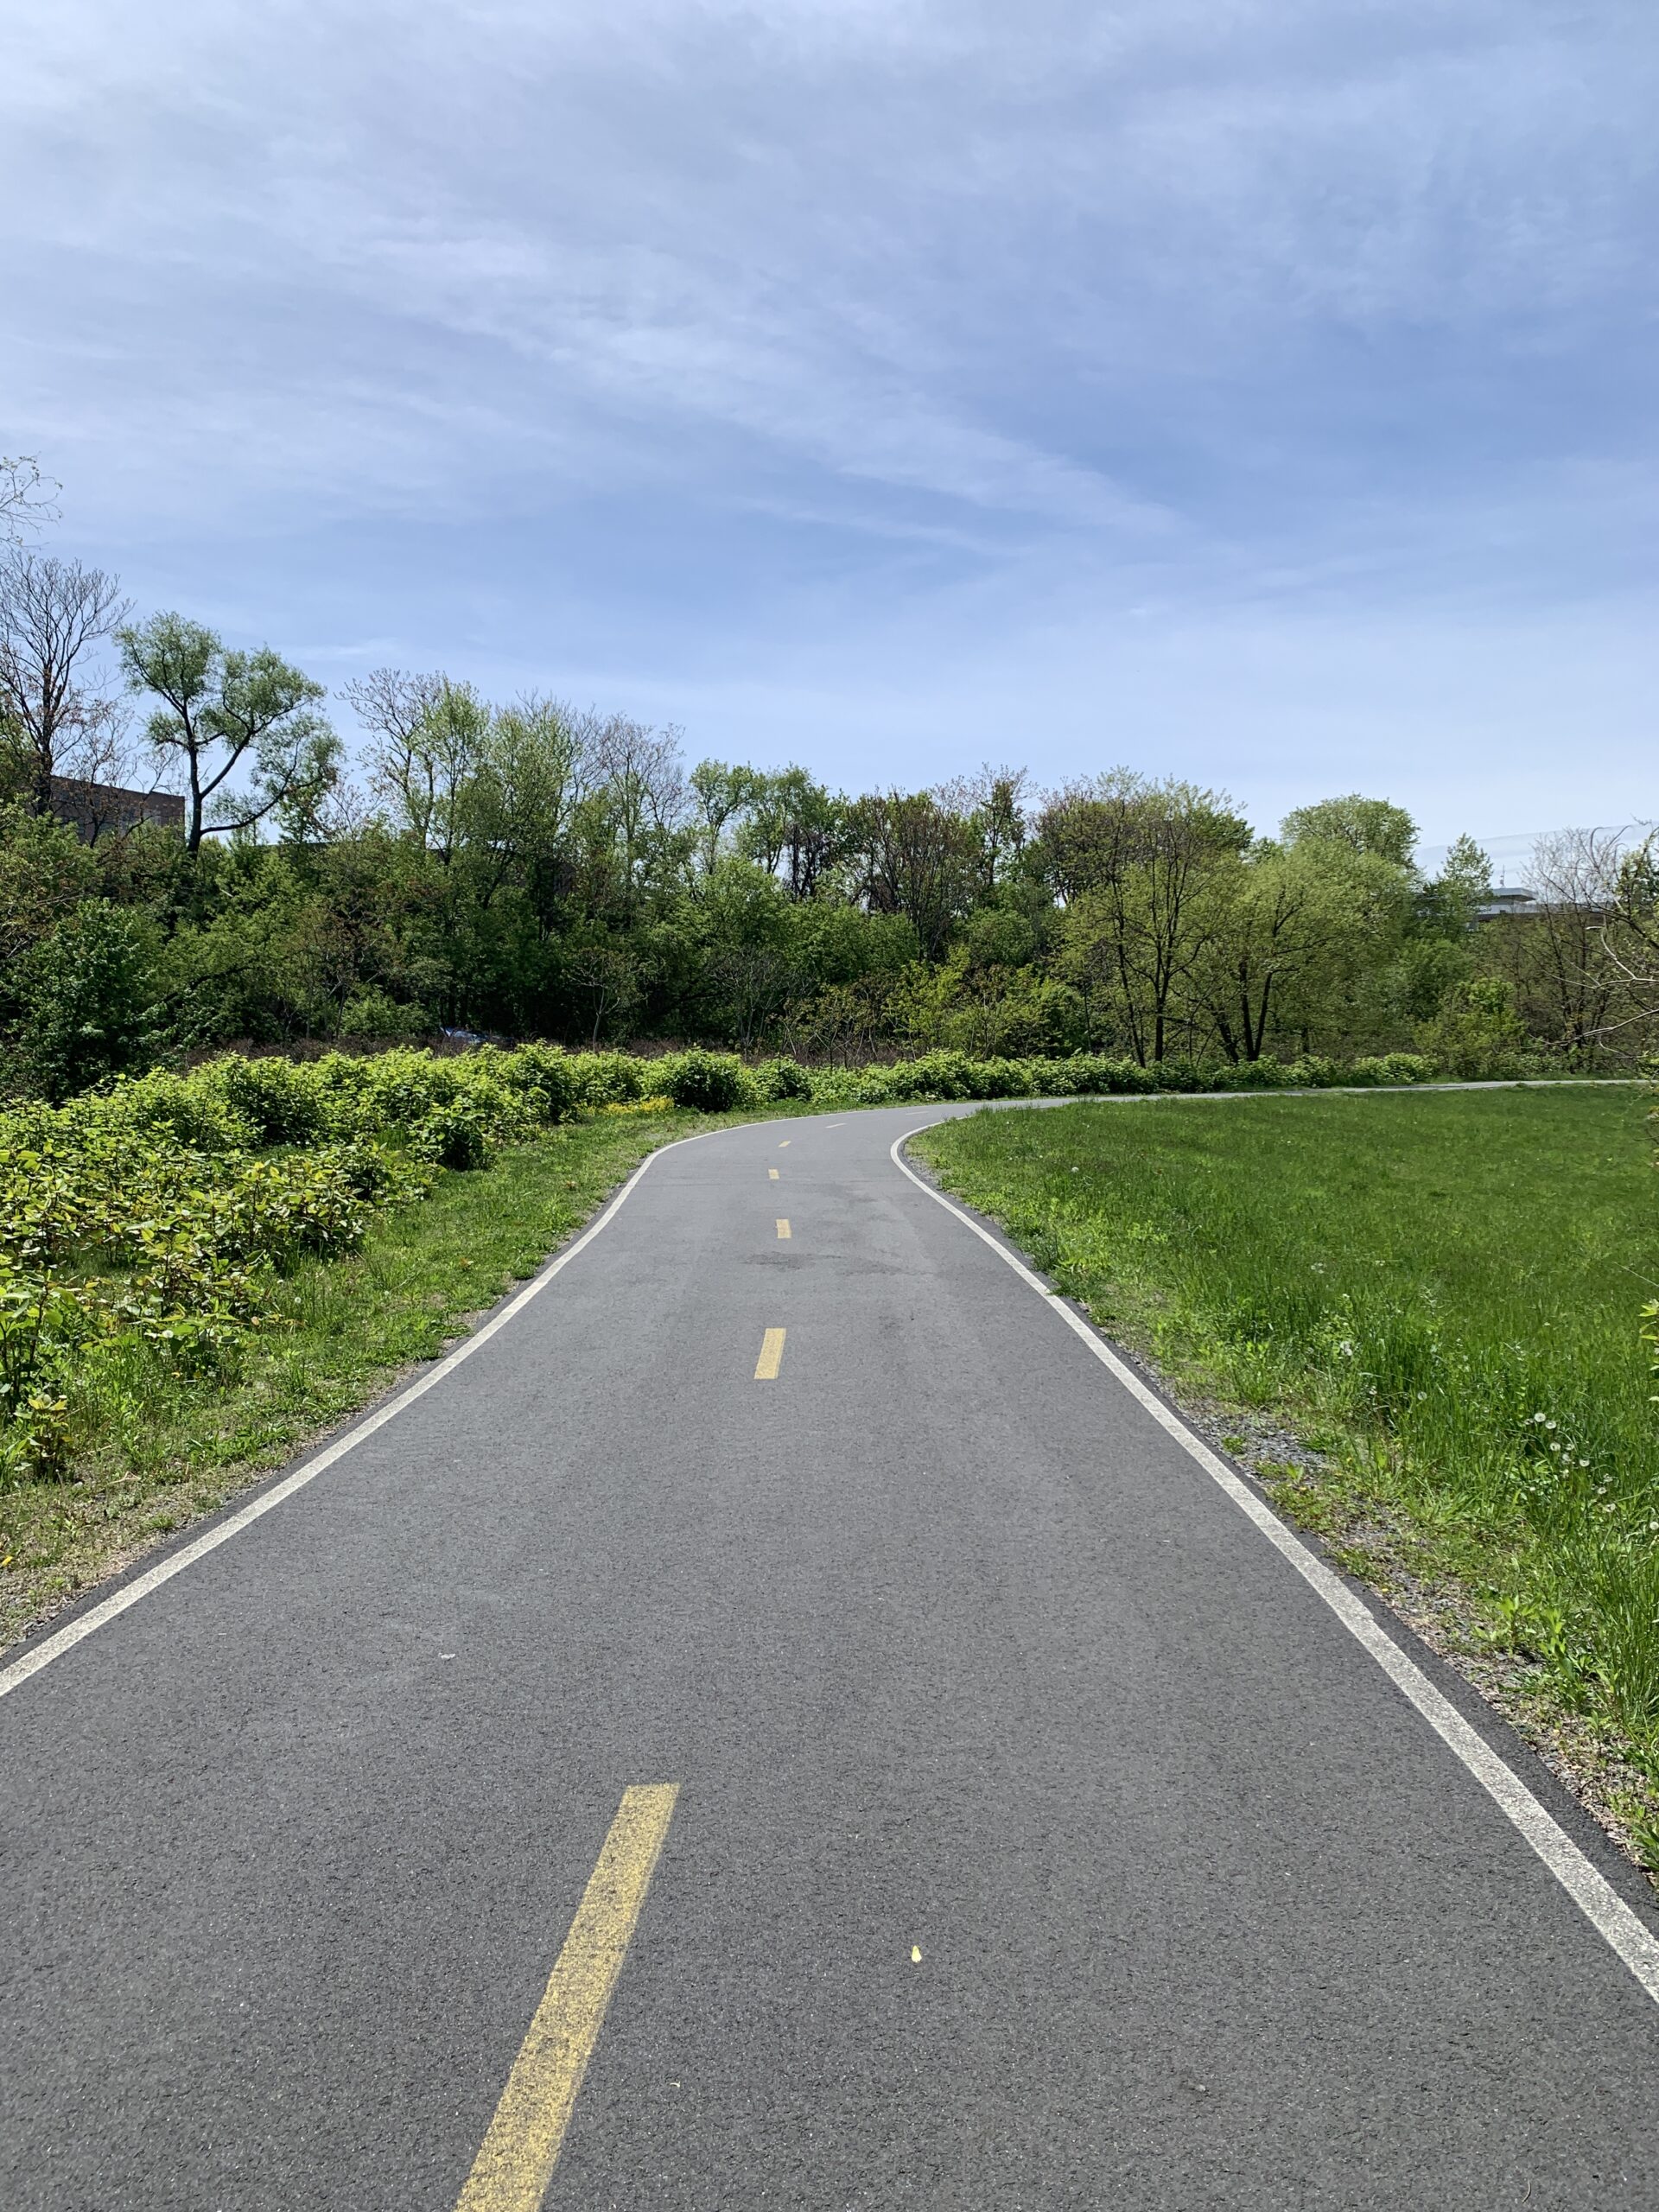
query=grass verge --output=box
[912,1086,1659,1872]
[0,1105,776,1652]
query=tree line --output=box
[3,457,1656,1100]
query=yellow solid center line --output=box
[776,1218,791,1239]
[768,1167,779,1180]
[754,1327,786,1380]
[455,1783,679,2212]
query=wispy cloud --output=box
[3,0,1655,836]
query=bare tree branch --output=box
[0,549,130,814]
[0,455,60,544]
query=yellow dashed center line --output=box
[754,1327,786,1380]
[778,1140,790,1147]
[768,1167,779,1180]
[455,1783,679,2212]
[776,1219,791,1239]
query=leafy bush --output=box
[13,900,164,1103]
[1414,979,1527,1080]
[494,1041,582,1124]
[752,1056,813,1101]
[1351,1052,1441,1086]
[1058,1055,1157,1096]
[341,1046,465,1132]
[568,1052,650,1106]
[870,1049,980,1102]
[411,1103,496,1171]
[658,1048,749,1111]
[337,987,429,1040]
[201,1054,331,1145]
[0,1092,424,1478]
[1286,1055,1345,1088]
[1221,1056,1296,1090]
[90,1069,255,1153]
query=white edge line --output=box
[0,1123,728,1705]
[889,1120,1659,2009]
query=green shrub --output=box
[876,1049,977,1101]
[14,900,164,1103]
[325,1138,429,1206]
[1286,1056,1345,1088]
[1414,979,1526,1080]
[99,1068,256,1152]
[752,1056,813,1102]
[963,1056,1035,1099]
[337,987,429,1040]
[1352,1052,1440,1085]
[0,1085,428,1481]
[1224,1057,1297,1090]
[568,1052,649,1106]
[1142,1058,1211,1093]
[1060,1055,1157,1096]
[659,1048,749,1111]
[201,1054,330,1145]
[411,1103,495,1171]
[297,1047,442,1139]
[495,1042,582,1123]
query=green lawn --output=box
[0,1105,766,1651]
[913,1088,1659,1850]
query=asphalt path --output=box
[5,1103,1659,2209]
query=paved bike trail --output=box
[3,1104,1658,2209]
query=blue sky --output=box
[3,0,1654,849]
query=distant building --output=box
[1474,886,1545,919]
[48,776,185,845]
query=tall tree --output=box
[462,696,586,909]
[688,759,758,876]
[118,613,339,853]
[1043,774,1249,1063]
[1486,828,1629,1057]
[1281,793,1418,870]
[344,667,448,837]
[354,675,491,862]
[937,762,1031,899]
[582,716,688,916]
[737,767,844,899]
[842,789,980,959]
[1192,840,1410,1061]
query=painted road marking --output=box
[754,1328,786,1380]
[768,1167,779,1180]
[888,1125,1659,2012]
[776,1219,791,1239]
[455,1784,678,2212]
[779,1140,790,1147]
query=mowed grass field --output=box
[913,1087,1659,1844]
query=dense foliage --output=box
[0,1043,632,1480]
[3,588,1656,1092]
